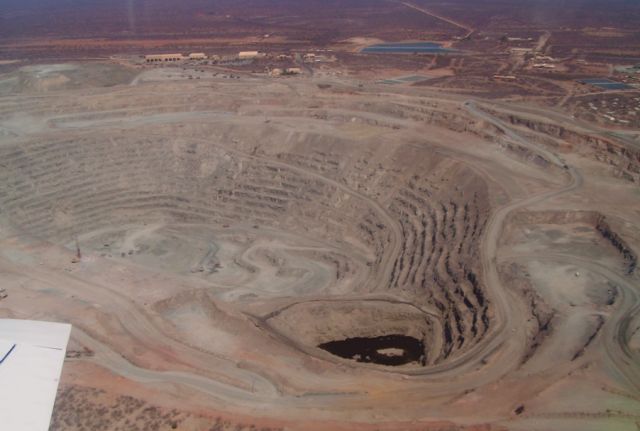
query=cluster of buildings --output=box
[142,50,321,78]
[585,95,640,125]
[145,53,203,63]
[141,49,338,81]
[531,55,556,69]
[144,51,265,63]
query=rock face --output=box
[2,65,640,430]
[500,112,640,182]
[0,106,494,368]
[509,210,637,274]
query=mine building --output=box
[493,75,517,81]
[238,51,262,59]
[188,53,207,60]
[145,54,185,63]
[269,67,302,77]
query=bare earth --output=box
[0,60,639,431]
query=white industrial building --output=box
[238,51,261,59]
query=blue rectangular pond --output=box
[579,78,632,90]
[362,42,453,54]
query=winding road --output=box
[463,99,639,392]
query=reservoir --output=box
[362,42,453,54]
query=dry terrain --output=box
[0,1,639,430]
[0,59,638,431]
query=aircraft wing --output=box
[0,319,72,431]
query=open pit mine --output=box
[0,63,639,431]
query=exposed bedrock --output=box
[509,210,637,274]
[0,115,494,369]
[498,112,640,182]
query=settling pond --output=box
[362,42,453,54]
